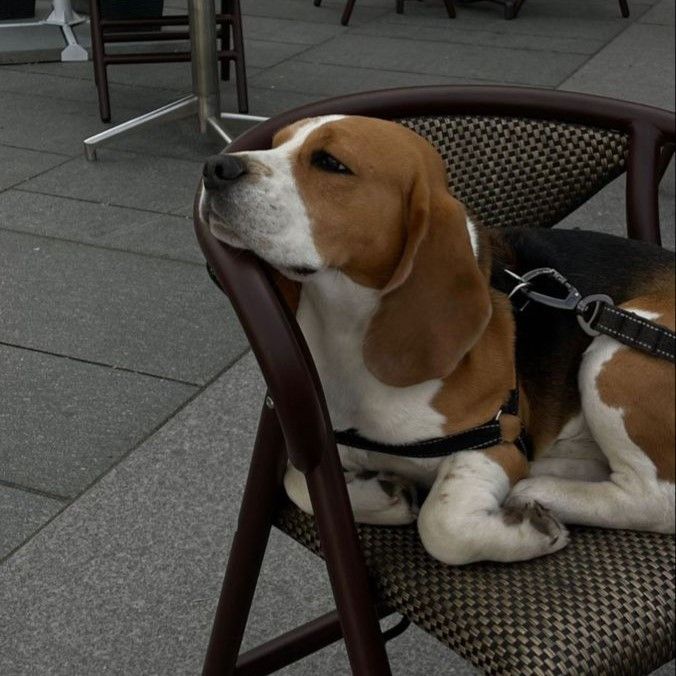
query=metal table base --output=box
[0,0,88,62]
[83,0,266,161]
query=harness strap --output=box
[585,302,675,362]
[334,388,532,460]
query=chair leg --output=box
[658,143,674,183]
[341,0,358,25]
[504,0,526,19]
[442,0,457,18]
[220,0,231,82]
[626,122,662,245]
[314,0,322,5]
[304,441,392,673]
[88,0,111,122]
[201,403,287,675]
[230,0,249,114]
[618,0,630,17]
[504,0,517,19]
[396,0,405,14]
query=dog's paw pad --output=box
[377,473,419,516]
[503,497,569,553]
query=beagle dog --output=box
[199,115,675,565]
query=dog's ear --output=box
[271,269,302,314]
[363,176,492,387]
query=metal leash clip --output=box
[505,267,615,336]
[506,267,582,312]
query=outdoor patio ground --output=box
[0,0,674,673]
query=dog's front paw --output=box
[503,494,570,554]
[348,471,419,525]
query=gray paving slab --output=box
[350,15,605,54]
[555,172,676,251]
[0,229,247,384]
[383,0,653,38]
[240,0,391,25]
[0,485,64,560]
[0,25,66,65]
[638,0,675,25]
[250,59,498,98]
[0,190,203,263]
[298,33,588,86]
[244,38,314,69]
[96,117,224,162]
[4,40,301,87]
[0,65,191,116]
[243,14,347,45]
[0,344,196,499]
[558,23,675,110]
[0,353,474,675]
[0,145,69,191]
[19,149,203,214]
[0,90,122,155]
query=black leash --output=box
[505,267,675,363]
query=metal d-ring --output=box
[576,294,614,337]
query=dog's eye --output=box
[311,150,352,175]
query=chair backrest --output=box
[399,115,628,229]
[194,86,675,471]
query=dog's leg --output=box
[529,457,610,481]
[511,332,675,533]
[417,444,568,565]
[284,464,418,525]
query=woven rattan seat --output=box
[196,87,676,675]
[399,116,628,229]
[276,503,675,675]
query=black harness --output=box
[334,267,675,460]
[336,387,532,460]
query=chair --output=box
[88,0,248,122]
[193,86,675,675]
[314,0,456,26]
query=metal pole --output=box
[188,0,221,134]
[82,0,266,159]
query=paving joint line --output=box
[0,223,206,269]
[246,7,394,81]
[270,60,500,88]
[307,28,608,58]
[348,28,595,55]
[0,479,69,503]
[12,185,197,220]
[288,57,544,87]
[554,3,656,88]
[0,346,252,567]
[0,340,205,388]
[0,155,74,198]
[0,141,73,159]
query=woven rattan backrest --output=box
[399,116,629,229]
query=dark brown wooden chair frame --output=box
[194,86,675,676]
[88,0,248,122]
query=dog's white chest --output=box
[296,272,446,449]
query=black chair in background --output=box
[88,0,248,122]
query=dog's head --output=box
[199,115,491,385]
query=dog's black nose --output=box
[202,154,248,190]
